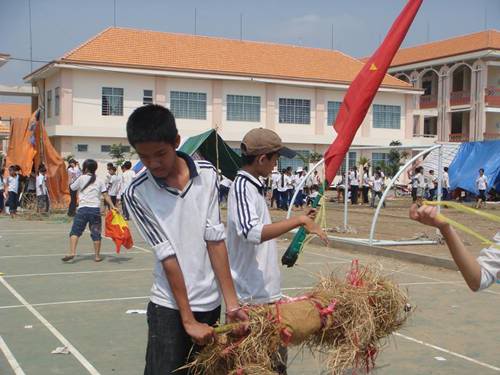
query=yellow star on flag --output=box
[370,63,378,71]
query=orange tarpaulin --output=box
[5,110,69,207]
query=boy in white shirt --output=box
[6,166,20,218]
[107,165,121,206]
[370,171,385,208]
[475,168,488,209]
[226,128,328,374]
[410,204,499,291]
[36,165,49,213]
[67,159,81,216]
[123,105,247,374]
[119,161,136,220]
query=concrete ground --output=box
[0,216,499,374]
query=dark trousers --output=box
[68,188,78,216]
[429,188,436,201]
[219,185,229,203]
[362,186,369,204]
[144,302,221,375]
[442,188,449,201]
[278,191,288,210]
[7,192,18,213]
[351,185,359,204]
[0,190,4,212]
[122,199,130,220]
[271,188,279,208]
[37,195,50,212]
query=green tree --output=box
[385,140,409,177]
[109,143,127,166]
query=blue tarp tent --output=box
[448,140,500,194]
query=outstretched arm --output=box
[409,204,482,291]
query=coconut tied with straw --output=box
[186,260,412,374]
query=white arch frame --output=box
[286,144,443,247]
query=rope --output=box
[423,201,500,249]
[215,126,220,179]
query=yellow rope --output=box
[423,201,500,249]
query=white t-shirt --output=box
[349,171,359,186]
[36,174,48,196]
[293,174,304,190]
[416,173,425,188]
[312,174,321,186]
[443,172,450,189]
[67,166,81,184]
[361,172,370,187]
[372,177,384,192]
[123,156,225,311]
[477,232,500,290]
[0,176,4,191]
[70,175,107,208]
[7,175,19,193]
[119,169,136,198]
[277,174,291,192]
[227,170,281,304]
[220,176,232,188]
[108,174,121,196]
[271,172,280,190]
[476,175,488,190]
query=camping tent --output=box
[5,110,69,206]
[448,140,500,193]
[133,129,241,180]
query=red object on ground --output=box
[105,210,134,253]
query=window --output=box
[101,145,111,153]
[278,150,310,172]
[143,89,153,105]
[77,144,88,152]
[54,87,60,116]
[121,145,131,153]
[327,101,341,126]
[102,87,124,116]
[372,152,389,169]
[227,95,260,122]
[170,91,206,120]
[339,151,357,175]
[279,98,310,124]
[47,90,52,118]
[373,104,401,129]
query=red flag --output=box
[105,210,134,253]
[324,0,423,184]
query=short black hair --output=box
[479,168,484,173]
[107,162,114,168]
[444,167,448,172]
[241,152,278,166]
[39,165,47,173]
[122,161,132,170]
[127,105,178,147]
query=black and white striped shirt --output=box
[123,152,225,311]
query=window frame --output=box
[102,87,124,116]
[278,98,311,125]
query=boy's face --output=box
[9,169,15,176]
[134,137,180,179]
[255,153,279,177]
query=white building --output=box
[25,27,431,171]
[388,29,500,143]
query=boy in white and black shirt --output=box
[123,105,247,375]
[226,128,328,374]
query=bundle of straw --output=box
[187,261,411,375]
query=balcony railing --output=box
[449,133,469,142]
[485,86,500,107]
[419,95,438,109]
[450,90,471,106]
[483,132,500,141]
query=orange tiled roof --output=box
[0,103,31,119]
[55,27,411,89]
[390,30,500,68]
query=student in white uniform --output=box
[226,128,328,374]
[36,165,49,213]
[475,168,488,209]
[123,105,247,374]
[119,161,136,220]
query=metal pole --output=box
[194,8,197,35]
[28,0,33,72]
[369,144,441,246]
[436,144,443,235]
[240,14,243,41]
[344,155,349,230]
[113,0,116,27]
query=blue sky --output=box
[1,0,499,102]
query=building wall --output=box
[41,68,428,163]
[487,66,500,87]
[486,112,500,134]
